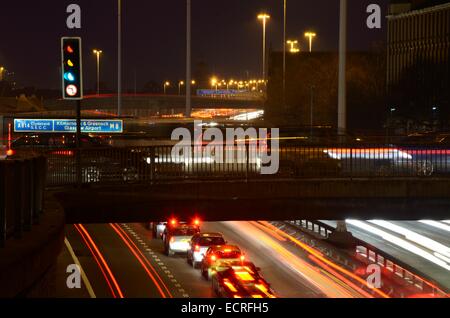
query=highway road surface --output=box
[57,221,384,298]
[322,220,450,291]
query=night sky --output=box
[0,0,388,91]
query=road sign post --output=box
[62,37,83,187]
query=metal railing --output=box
[286,220,449,297]
[0,157,47,247]
[31,142,450,187]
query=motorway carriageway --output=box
[322,220,450,291]
[57,221,389,298]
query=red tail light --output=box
[210,255,217,261]
[6,149,14,156]
[193,218,201,226]
[240,255,245,262]
[52,150,74,156]
[170,219,177,226]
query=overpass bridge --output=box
[35,143,450,223]
[42,94,263,118]
[56,178,450,223]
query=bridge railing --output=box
[9,142,450,187]
[37,143,450,186]
[286,220,449,297]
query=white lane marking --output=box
[122,224,189,296]
[419,220,450,233]
[347,220,450,271]
[64,237,96,299]
[369,220,450,258]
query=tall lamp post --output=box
[186,0,192,117]
[338,0,347,134]
[304,32,317,53]
[178,81,185,95]
[93,49,103,95]
[257,13,270,81]
[283,0,287,109]
[336,0,349,236]
[164,81,170,95]
[0,67,5,81]
[117,0,122,116]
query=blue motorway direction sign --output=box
[14,119,123,134]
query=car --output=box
[200,245,245,280]
[211,262,276,298]
[396,133,450,176]
[187,233,227,269]
[163,222,200,256]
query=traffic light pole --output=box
[76,99,82,188]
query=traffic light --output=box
[61,37,83,100]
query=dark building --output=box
[266,51,386,132]
[387,0,450,131]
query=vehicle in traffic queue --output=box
[163,220,201,256]
[200,245,245,280]
[212,262,277,298]
[187,232,227,269]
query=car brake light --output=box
[240,255,245,262]
[195,245,200,252]
[210,255,217,261]
[170,237,175,243]
[193,218,200,226]
[233,295,242,298]
[170,219,177,226]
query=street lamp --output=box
[304,32,317,53]
[0,67,5,81]
[283,0,287,109]
[178,81,185,95]
[211,77,218,90]
[164,81,170,94]
[287,40,300,53]
[93,49,103,95]
[257,13,270,81]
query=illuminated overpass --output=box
[43,94,263,117]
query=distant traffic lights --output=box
[61,37,83,100]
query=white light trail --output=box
[346,220,450,271]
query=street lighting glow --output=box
[304,32,317,52]
[287,40,300,53]
[257,13,270,21]
[258,13,270,81]
[93,49,103,95]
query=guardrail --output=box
[285,220,449,297]
[29,142,450,187]
[0,157,47,247]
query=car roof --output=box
[208,245,240,252]
[197,232,224,238]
